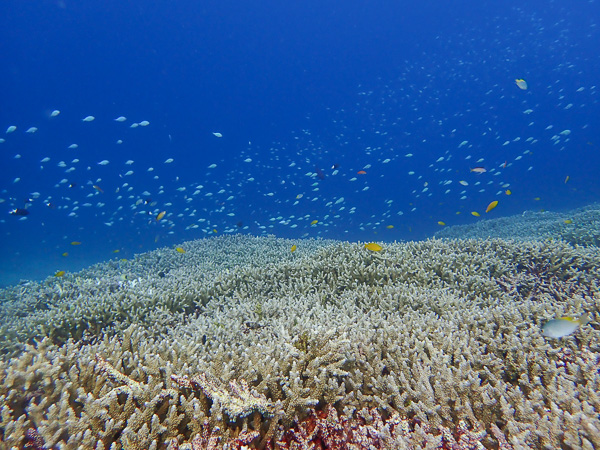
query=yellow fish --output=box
[364,242,382,251]
[71,241,82,246]
[291,244,297,252]
[175,247,186,253]
[437,221,446,226]
[485,200,498,213]
[564,175,570,184]
[564,219,573,224]
[156,211,166,221]
[505,189,512,195]
[310,220,318,226]
[471,211,480,217]
[113,249,120,253]
[55,270,66,277]
[386,225,394,229]
[515,79,528,90]
[61,252,68,257]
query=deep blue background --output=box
[1,0,599,285]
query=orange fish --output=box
[357,170,367,175]
[470,167,487,174]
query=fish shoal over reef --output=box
[1,3,599,446]
[0,17,596,288]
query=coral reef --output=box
[1,234,599,448]
[0,235,334,356]
[170,372,279,420]
[434,202,600,246]
[275,404,512,449]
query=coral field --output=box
[1,233,599,449]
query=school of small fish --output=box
[1,8,596,276]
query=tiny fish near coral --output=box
[542,313,590,338]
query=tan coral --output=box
[0,235,599,448]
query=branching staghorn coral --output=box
[0,235,335,357]
[170,372,280,420]
[434,203,600,246]
[95,353,178,405]
[1,235,599,448]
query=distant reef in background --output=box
[1,206,600,448]
[435,203,600,246]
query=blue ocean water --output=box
[1,0,599,286]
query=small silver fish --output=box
[542,313,590,338]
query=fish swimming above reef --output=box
[315,166,326,180]
[542,313,590,338]
[364,242,382,251]
[9,208,29,216]
[515,78,528,90]
[485,200,499,213]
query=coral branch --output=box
[171,372,278,419]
